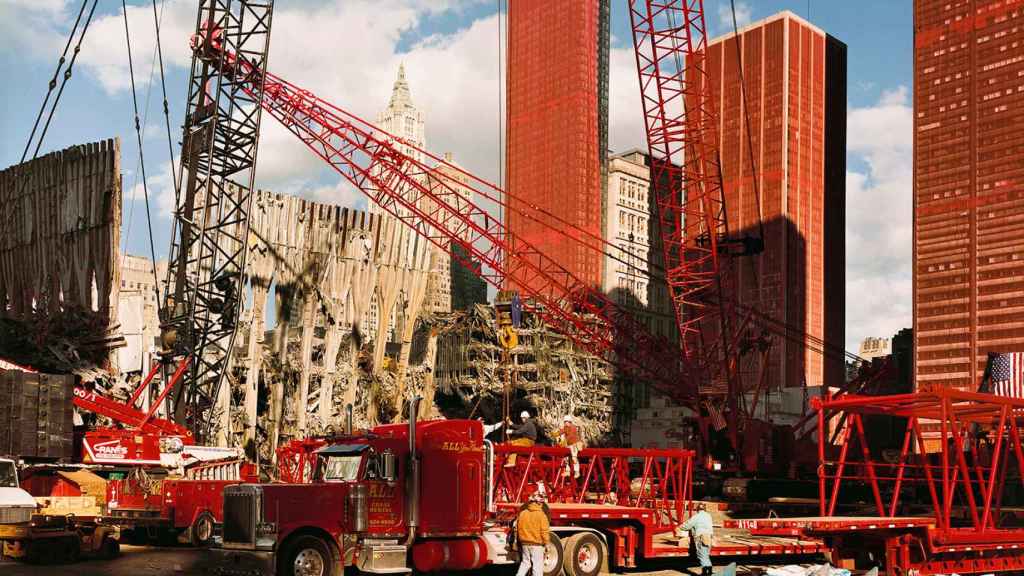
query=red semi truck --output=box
[211,399,823,576]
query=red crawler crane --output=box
[189,26,698,409]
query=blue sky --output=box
[0,0,915,351]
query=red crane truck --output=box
[211,399,823,576]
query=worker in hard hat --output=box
[552,414,583,478]
[514,483,551,576]
[505,410,538,467]
[679,501,714,575]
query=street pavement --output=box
[1,544,775,575]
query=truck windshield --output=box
[0,462,16,488]
[322,455,362,482]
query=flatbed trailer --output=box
[723,388,1024,575]
[492,444,827,571]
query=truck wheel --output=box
[283,535,339,576]
[100,537,120,560]
[64,536,82,563]
[562,533,605,576]
[542,533,564,576]
[188,512,216,547]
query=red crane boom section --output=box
[72,358,193,439]
[193,34,699,406]
[628,1,729,363]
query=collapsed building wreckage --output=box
[0,140,626,476]
[232,301,622,473]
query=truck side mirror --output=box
[380,450,397,482]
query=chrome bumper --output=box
[209,548,275,576]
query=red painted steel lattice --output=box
[628,0,727,362]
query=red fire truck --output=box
[212,399,823,576]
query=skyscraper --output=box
[913,0,1024,389]
[703,11,847,391]
[506,0,610,292]
[603,149,676,342]
[373,64,451,315]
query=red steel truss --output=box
[72,357,193,439]
[191,33,698,404]
[491,444,693,530]
[808,388,1024,574]
[628,0,728,363]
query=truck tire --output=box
[542,532,564,576]
[100,537,120,560]
[64,535,82,563]
[282,535,340,576]
[188,512,216,547]
[561,533,605,576]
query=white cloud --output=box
[717,1,753,32]
[844,86,913,351]
[76,0,195,95]
[126,159,177,217]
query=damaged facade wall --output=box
[0,139,122,370]
[0,139,121,325]
[230,191,435,462]
[433,304,621,445]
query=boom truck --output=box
[2,359,251,548]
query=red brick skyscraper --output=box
[506,0,610,291]
[914,0,1024,389]
[703,11,847,391]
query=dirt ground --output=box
[0,544,809,575]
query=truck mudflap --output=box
[210,547,276,576]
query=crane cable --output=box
[121,0,170,271]
[21,0,99,164]
[121,0,162,301]
[730,0,766,245]
[151,0,180,205]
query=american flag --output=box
[705,401,727,431]
[989,352,1024,399]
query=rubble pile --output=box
[433,304,619,444]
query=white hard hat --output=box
[520,410,530,420]
[563,415,573,423]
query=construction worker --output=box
[505,410,538,467]
[552,414,583,478]
[679,502,714,575]
[515,484,551,576]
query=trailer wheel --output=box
[562,533,605,576]
[99,537,120,560]
[283,535,339,576]
[542,532,564,576]
[188,512,216,547]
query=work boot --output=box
[702,566,713,576]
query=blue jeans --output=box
[516,544,545,576]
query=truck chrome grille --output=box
[0,507,33,524]
[222,485,261,548]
